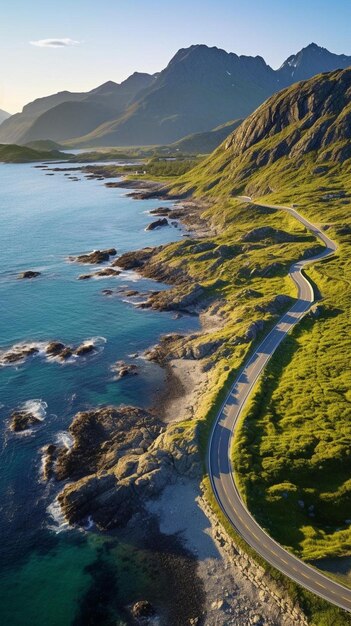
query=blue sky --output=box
[1,0,351,112]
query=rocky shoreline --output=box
[41,170,309,625]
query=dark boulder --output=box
[46,342,66,356]
[75,343,95,356]
[18,270,41,279]
[72,248,117,264]
[10,410,41,432]
[146,218,168,231]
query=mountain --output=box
[0,73,154,145]
[276,42,351,86]
[62,43,351,148]
[171,68,351,198]
[0,109,10,124]
[1,43,351,147]
[169,119,243,154]
[69,45,277,147]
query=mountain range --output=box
[1,43,351,148]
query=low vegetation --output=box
[139,69,351,623]
[0,143,70,163]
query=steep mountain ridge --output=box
[171,68,351,197]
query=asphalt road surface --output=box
[208,200,351,612]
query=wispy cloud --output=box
[30,38,80,48]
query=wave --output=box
[117,270,142,283]
[21,399,47,421]
[46,497,70,534]
[0,341,47,367]
[55,431,74,449]
[1,337,107,367]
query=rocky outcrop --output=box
[111,361,138,380]
[112,247,161,271]
[131,600,156,622]
[225,68,351,165]
[149,207,172,216]
[75,343,95,356]
[18,270,41,279]
[244,320,265,341]
[241,227,301,244]
[46,341,96,361]
[146,218,168,230]
[141,283,207,313]
[1,344,39,364]
[10,410,41,432]
[41,443,57,480]
[70,248,117,264]
[0,339,100,367]
[48,406,201,529]
[254,295,293,315]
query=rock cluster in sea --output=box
[0,339,101,366]
[44,406,201,530]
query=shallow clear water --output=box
[0,164,200,625]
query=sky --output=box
[1,0,351,113]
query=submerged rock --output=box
[111,361,138,380]
[18,270,41,279]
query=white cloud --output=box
[30,38,80,48]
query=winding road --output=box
[208,200,351,612]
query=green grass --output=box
[0,144,69,163]
[232,236,351,560]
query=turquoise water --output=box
[0,164,201,625]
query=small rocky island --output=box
[10,409,42,432]
[18,270,41,279]
[70,248,117,264]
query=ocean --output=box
[0,162,203,625]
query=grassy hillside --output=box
[122,68,351,622]
[0,144,69,162]
[139,189,350,623]
[25,139,64,151]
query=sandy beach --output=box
[146,480,301,626]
